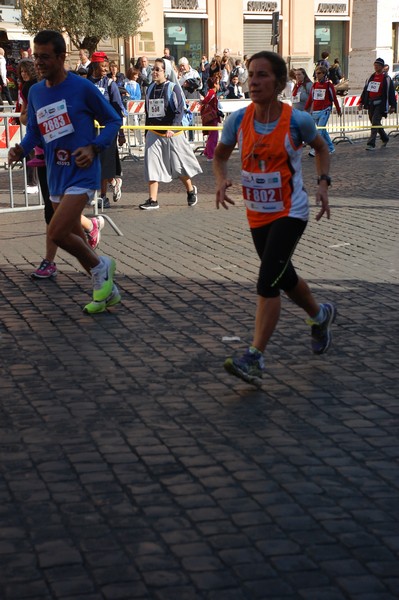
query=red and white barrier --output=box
[344,95,361,107]
[0,123,20,149]
[127,101,145,114]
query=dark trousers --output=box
[367,102,389,146]
[1,85,14,105]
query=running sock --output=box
[249,346,263,355]
[311,305,326,324]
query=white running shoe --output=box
[91,256,116,302]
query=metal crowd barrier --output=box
[2,97,399,213]
[0,112,45,214]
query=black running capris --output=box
[251,217,307,298]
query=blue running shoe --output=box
[309,302,337,354]
[224,346,265,384]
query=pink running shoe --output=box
[86,216,105,249]
[31,259,57,279]
[26,157,46,168]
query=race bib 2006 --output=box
[37,100,75,144]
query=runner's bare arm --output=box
[213,142,236,210]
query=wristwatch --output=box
[317,174,331,186]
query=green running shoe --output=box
[84,284,121,314]
[92,256,116,302]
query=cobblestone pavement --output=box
[0,137,398,599]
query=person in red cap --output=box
[88,51,126,207]
[359,57,397,150]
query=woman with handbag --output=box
[200,76,223,161]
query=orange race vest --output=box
[238,102,309,229]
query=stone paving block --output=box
[298,588,347,600]
[101,581,149,599]
[1,144,399,598]
[336,575,387,594]
[153,587,200,600]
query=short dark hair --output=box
[247,51,287,93]
[321,51,330,59]
[207,76,219,89]
[33,30,66,55]
[126,67,139,79]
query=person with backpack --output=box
[328,58,342,85]
[139,58,202,210]
[313,51,330,80]
[304,65,342,156]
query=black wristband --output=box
[317,174,331,186]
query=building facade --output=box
[127,0,399,92]
[1,0,398,93]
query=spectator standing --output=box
[75,49,91,73]
[213,50,336,385]
[108,61,126,88]
[328,58,342,85]
[242,55,250,98]
[200,76,223,161]
[139,58,202,210]
[222,48,235,71]
[134,56,153,99]
[314,50,330,79]
[225,74,244,99]
[88,52,126,206]
[304,65,341,156]
[178,57,202,99]
[220,56,231,93]
[0,47,14,107]
[359,57,396,151]
[162,48,175,63]
[124,67,141,100]
[8,30,122,314]
[291,68,313,111]
[282,68,296,103]
[232,59,248,87]
[198,55,210,95]
[209,55,222,79]
[17,58,39,193]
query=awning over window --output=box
[0,23,31,41]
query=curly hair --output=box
[17,58,36,82]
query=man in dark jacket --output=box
[359,57,397,150]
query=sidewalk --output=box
[0,140,398,599]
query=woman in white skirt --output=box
[139,58,202,210]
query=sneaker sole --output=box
[224,358,263,385]
[312,304,337,355]
[139,205,159,210]
[188,198,198,206]
[31,271,57,279]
